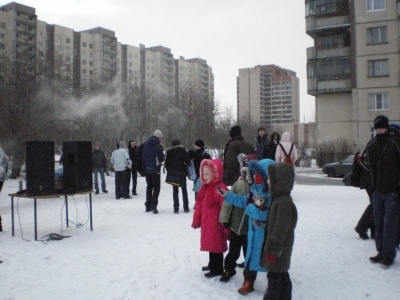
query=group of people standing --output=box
[352,115,400,267]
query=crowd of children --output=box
[191,151,298,299]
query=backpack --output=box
[279,143,294,167]
[135,143,145,176]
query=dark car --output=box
[322,155,354,178]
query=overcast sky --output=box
[17,0,315,122]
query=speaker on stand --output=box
[26,141,55,196]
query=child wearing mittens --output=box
[191,159,229,278]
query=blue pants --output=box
[373,191,400,261]
[93,168,106,192]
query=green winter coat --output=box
[259,163,297,273]
[218,178,250,235]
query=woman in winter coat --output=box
[260,162,297,300]
[0,147,10,232]
[275,132,298,165]
[188,139,211,202]
[267,131,281,161]
[219,158,276,295]
[191,159,229,278]
[165,139,192,213]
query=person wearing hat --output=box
[165,139,192,213]
[110,141,131,200]
[223,125,256,186]
[142,130,165,214]
[189,140,211,202]
[92,142,108,194]
[361,115,400,266]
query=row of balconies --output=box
[307,46,351,60]
[307,77,351,96]
[306,14,350,38]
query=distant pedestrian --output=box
[255,127,269,159]
[275,132,298,166]
[0,146,10,232]
[142,130,165,214]
[362,115,400,267]
[110,141,131,200]
[223,125,256,186]
[92,142,108,194]
[165,139,192,213]
[267,131,281,161]
[188,139,211,202]
[127,140,139,196]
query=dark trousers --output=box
[173,178,189,211]
[244,269,257,281]
[208,252,223,274]
[128,166,137,194]
[145,172,161,209]
[93,167,106,192]
[373,191,400,261]
[263,272,292,300]
[355,189,375,237]
[224,231,248,272]
[115,169,129,198]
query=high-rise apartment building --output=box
[306,0,400,149]
[237,65,300,130]
[0,2,214,103]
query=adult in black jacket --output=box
[267,131,281,161]
[188,139,211,201]
[165,139,192,213]
[255,127,269,160]
[92,142,108,194]
[362,115,400,267]
[127,140,139,196]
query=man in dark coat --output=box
[127,140,139,196]
[260,162,297,300]
[223,125,256,186]
[142,130,165,214]
[362,115,400,267]
[92,142,108,194]
[255,127,269,160]
[165,139,192,213]
[188,139,211,202]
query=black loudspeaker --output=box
[26,141,55,196]
[62,141,92,193]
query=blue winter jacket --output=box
[142,136,165,174]
[223,158,276,272]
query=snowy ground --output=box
[1,171,400,300]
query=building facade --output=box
[306,0,400,149]
[237,64,300,131]
[0,2,214,103]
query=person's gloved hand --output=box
[191,222,200,229]
[246,192,254,206]
[223,222,230,228]
[266,253,276,263]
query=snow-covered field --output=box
[1,171,400,300]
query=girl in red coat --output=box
[192,159,229,278]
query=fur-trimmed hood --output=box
[200,159,223,186]
[165,144,183,153]
[268,131,281,142]
[248,158,276,193]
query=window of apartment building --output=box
[366,0,385,11]
[369,93,389,110]
[89,44,93,49]
[82,42,87,47]
[66,65,70,71]
[370,127,376,139]
[82,69,87,74]
[82,50,86,56]
[368,59,388,77]
[0,33,5,39]
[0,43,5,50]
[66,38,71,43]
[306,0,346,16]
[129,54,132,58]
[39,50,44,57]
[82,59,87,65]
[0,22,5,28]
[89,61,93,66]
[367,26,387,44]
[89,70,93,75]
[66,56,71,62]
[89,52,93,57]
[57,45,62,51]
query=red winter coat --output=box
[192,159,228,253]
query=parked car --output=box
[322,155,354,178]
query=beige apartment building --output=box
[237,65,300,131]
[0,2,214,103]
[306,0,400,150]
